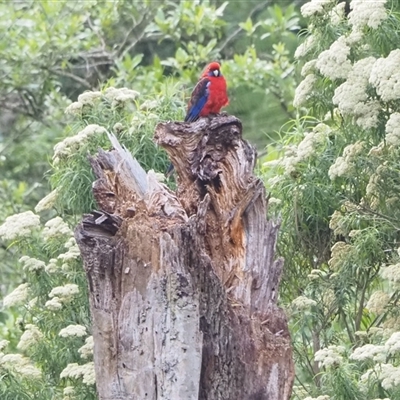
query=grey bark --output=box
[75,115,294,400]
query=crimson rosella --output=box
[185,61,229,122]
[166,62,229,176]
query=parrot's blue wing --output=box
[185,78,210,122]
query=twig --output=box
[118,28,147,60]
[87,16,107,51]
[49,68,92,89]
[115,6,157,59]
[217,0,273,53]
[65,61,114,70]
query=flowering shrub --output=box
[0,212,95,399]
[264,0,400,399]
[50,85,184,215]
[0,85,186,398]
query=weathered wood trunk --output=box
[75,115,294,400]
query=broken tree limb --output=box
[76,115,294,400]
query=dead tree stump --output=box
[75,115,294,400]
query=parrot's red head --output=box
[203,62,223,78]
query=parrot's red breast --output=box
[185,62,229,122]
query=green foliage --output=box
[263,1,400,399]
[0,0,303,398]
[0,214,94,399]
[50,84,183,215]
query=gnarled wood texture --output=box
[76,115,294,400]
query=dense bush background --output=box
[2,1,400,399]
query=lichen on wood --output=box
[76,115,294,400]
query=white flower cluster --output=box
[364,363,400,390]
[78,91,102,105]
[60,361,95,385]
[291,295,317,311]
[0,353,41,378]
[28,297,37,309]
[329,210,348,237]
[385,113,400,146]
[19,255,46,272]
[78,336,94,359]
[295,35,316,59]
[3,283,30,308]
[348,0,388,29]
[328,242,353,270]
[53,124,107,163]
[354,330,368,340]
[45,283,79,310]
[35,189,58,213]
[301,59,317,77]
[300,0,334,18]
[268,197,282,206]
[59,324,87,338]
[17,324,43,351]
[45,297,63,311]
[113,122,124,133]
[270,124,330,173]
[65,91,102,115]
[385,332,400,355]
[346,28,364,45]
[316,36,352,80]
[293,74,317,108]
[368,142,385,157]
[333,57,380,130]
[298,124,330,159]
[42,217,73,241]
[104,87,140,104]
[314,345,345,368]
[58,237,81,263]
[321,289,336,313]
[350,344,386,362]
[0,340,9,351]
[328,141,364,180]
[45,258,58,274]
[366,291,390,314]
[63,386,75,400]
[140,99,159,111]
[292,385,310,399]
[0,211,40,241]
[370,50,400,102]
[49,283,79,303]
[383,317,400,337]
[329,2,346,25]
[307,269,326,280]
[380,263,400,283]
[64,101,83,115]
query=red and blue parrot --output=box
[184,61,229,122]
[166,62,229,176]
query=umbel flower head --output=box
[0,211,40,241]
[300,0,335,18]
[60,361,95,385]
[348,0,388,29]
[17,324,43,351]
[0,354,41,378]
[3,283,30,308]
[52,124,107,164]
[59,324,87,338]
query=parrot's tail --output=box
[165,163,175,178]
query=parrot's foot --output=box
[206,113,223,120]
